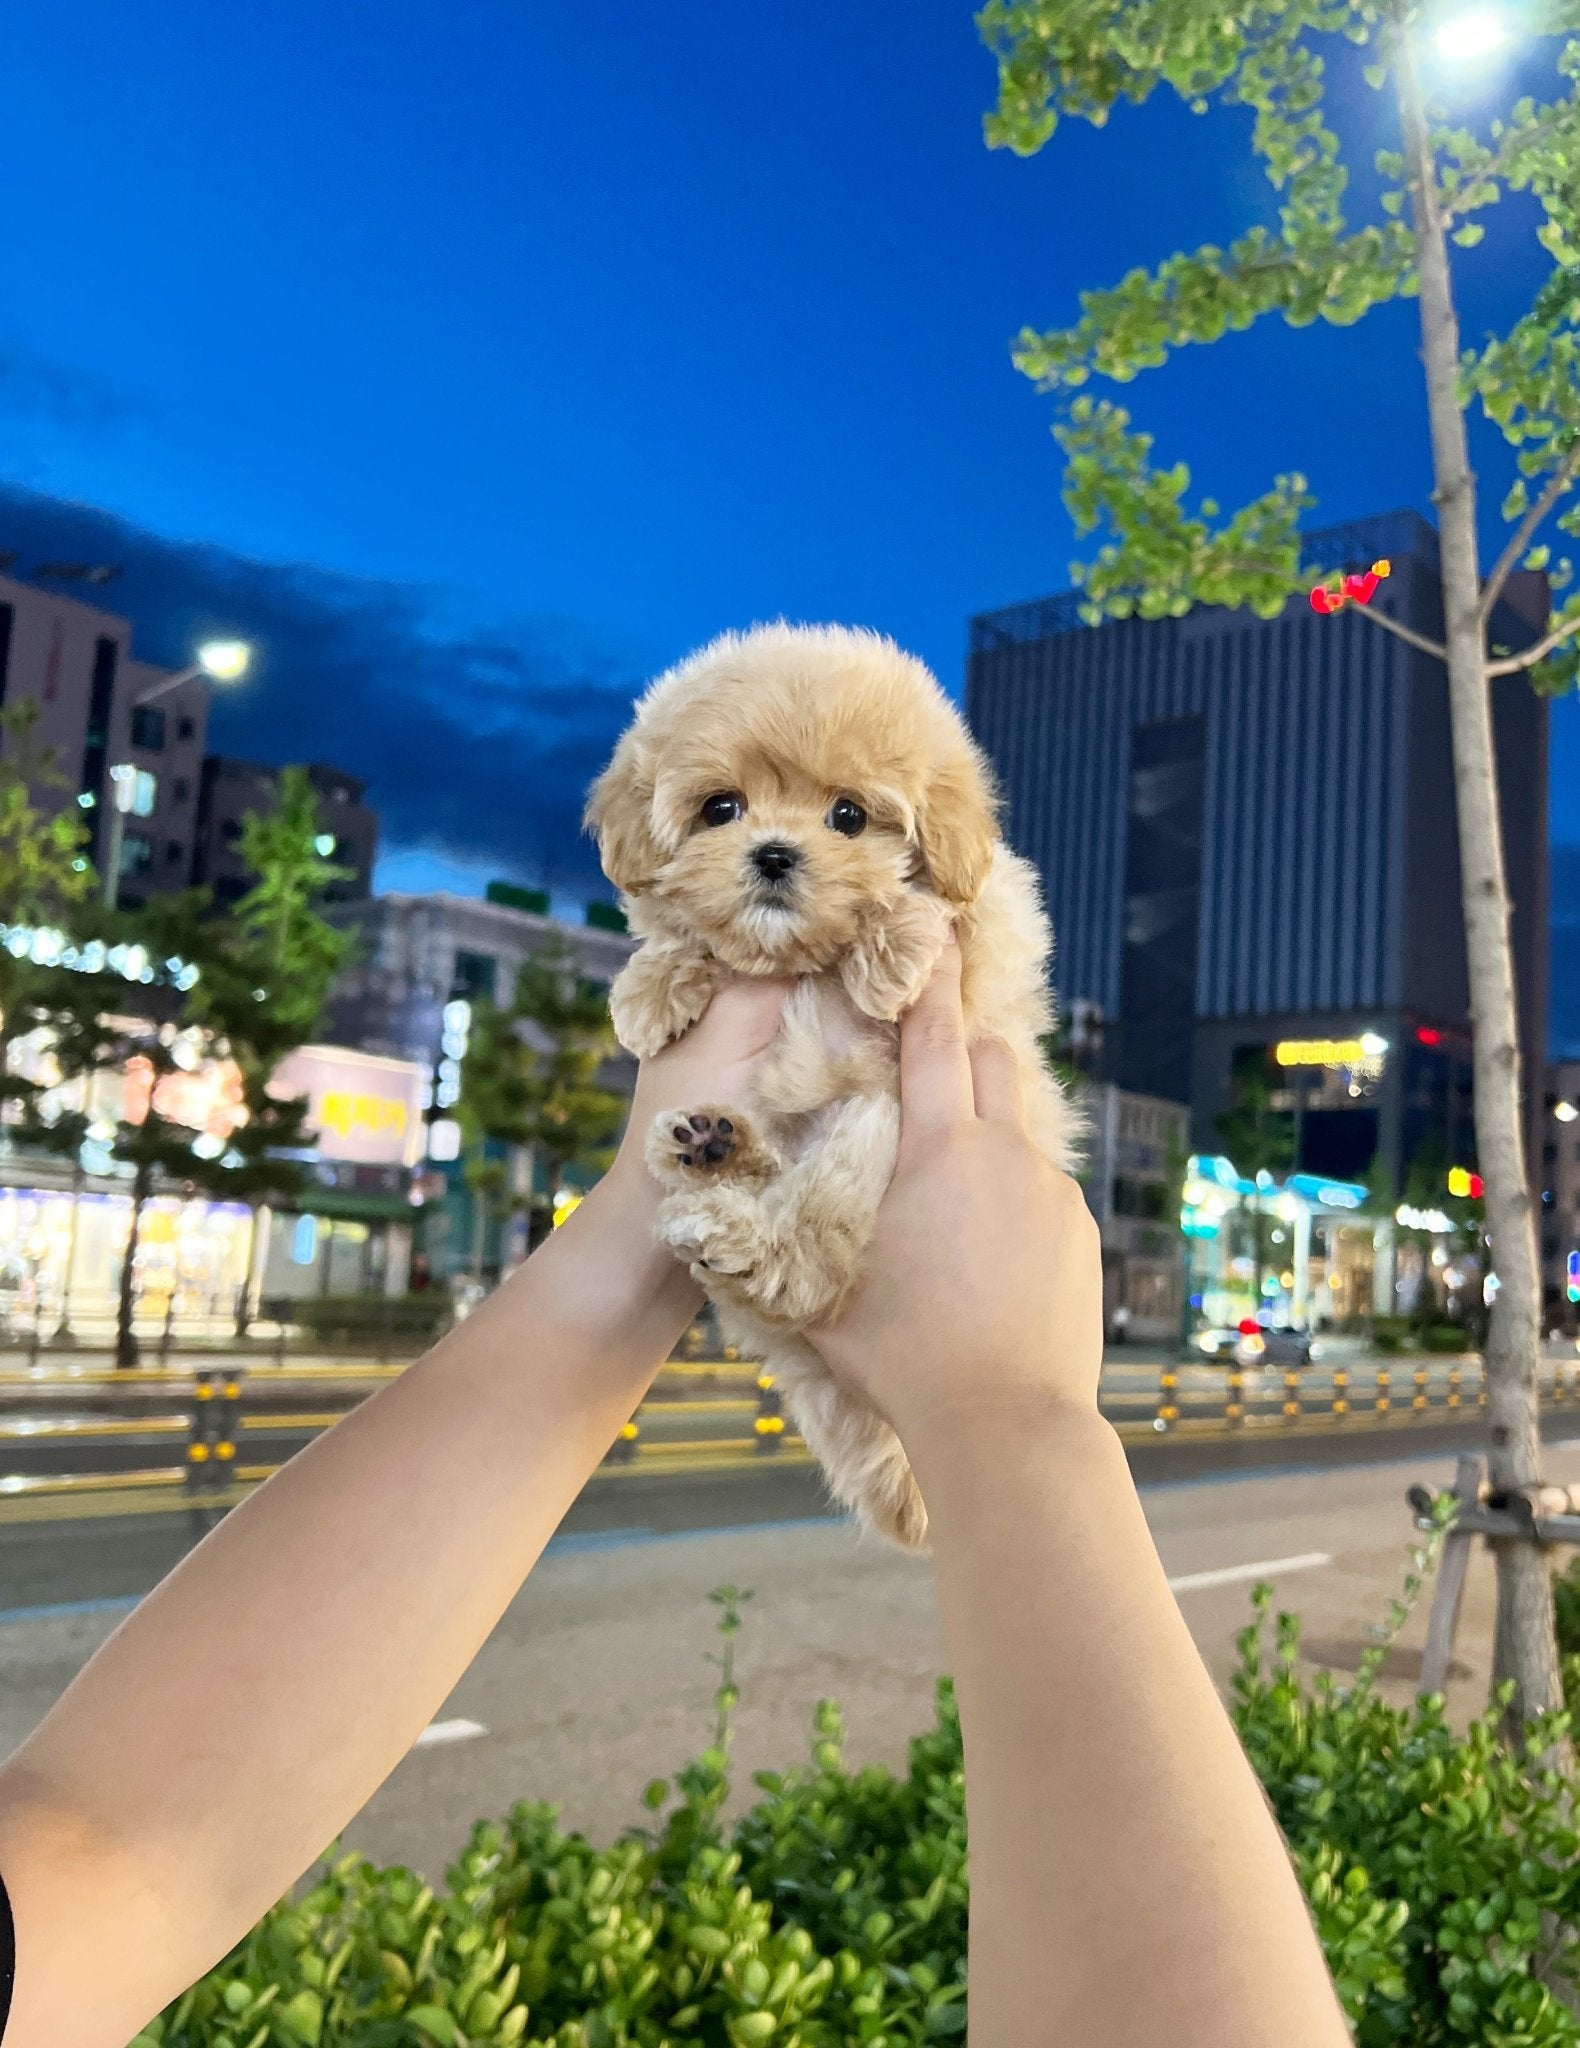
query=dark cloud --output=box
[0,341,141,431]
[0,483,645,897]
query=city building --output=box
[1543,1060,1580,1333]
[323,886,633,1066]
[322,887,636,1279]
[1075,1081,1189,1341]
[966,510,1550,1207]
[193,755,378,908]
[0,569,212,904]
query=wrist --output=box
[544,1161,701,1328]
[904,1395,1123,1522]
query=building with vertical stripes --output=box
[966,511,1549,1197]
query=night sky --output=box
[1,1,1575,1046]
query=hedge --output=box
[276,1295,453,1346]
[131,1565,1580,2048]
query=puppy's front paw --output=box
[645,1106,779,1191]
[609,948,719,1059]
[841,893,953,1023]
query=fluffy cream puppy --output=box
[586,622,1079,1547]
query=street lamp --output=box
[1556,1100,1579,1125]
[101,641,252,906]
[1433,6,1511,59]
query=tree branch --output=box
[1487,606,1580,677]
[1479,443,1580,625]
[1346,600,1447,662]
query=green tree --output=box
[0,701,96,1145]
[458,941,627,1275]
[978,0,1580,1729]
[91,774,353,1363]
[187,770,355,1335]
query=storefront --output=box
[0,1040,428,1334]
[1181,1155,1385,1332]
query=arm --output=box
[815,939,1348,2048]
[0,978,789,2048]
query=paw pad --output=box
[672,1112,736,1169]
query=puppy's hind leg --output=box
[779,1354,928,1551]
[708,1091,899,1329]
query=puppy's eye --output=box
[699,791,746,828]
[826,796,867,838]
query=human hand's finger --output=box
[683,977,793,1067]
[969,1034,1024,1128]
[898,933,974,1139]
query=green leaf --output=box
[406,2007,462,2046]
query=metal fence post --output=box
[1332,1366,1349,1419]
[1412,1362,1429,1414]
[1374,1364,1391,1417]
[186,1370,216,1491]
[1447,1360,1462,1411]
[1282,1366,1301,1424]
[215,1372,242,1488]
[1156,1365,1179,1432]
[755,1372,785,1453]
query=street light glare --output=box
[1434,7,1510,59]
[197,639,251,681]
[1557,1100,1580,1124]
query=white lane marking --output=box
[1168,1551,1332,1595]
[414,1717,488,1748]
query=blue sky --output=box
[1,0,1575,1041]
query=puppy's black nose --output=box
[751,841,800,883]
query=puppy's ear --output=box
[585,734,663,895]
[914,730,997,906]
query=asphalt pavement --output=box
[7,1433,1577,1881]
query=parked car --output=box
[1236,1323,1314,1368]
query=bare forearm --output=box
[910,1407,1347,2048]
[0,1167,695,2043]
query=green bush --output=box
[278,1294,452,1346]
[1420,1322,1472,1354]
[131,1577,1580,2048]
[1372,1316,1411,1353]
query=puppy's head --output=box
[585,623,998,976]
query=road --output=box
[6,1429,1577,1882]
[8,1343,1576,1490]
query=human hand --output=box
[811,936,1102,1455]
[608,975,793,1199]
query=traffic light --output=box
[1447,1166,1484,1200]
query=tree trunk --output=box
[116,1161,151,1370]
[469,1155,487,1282]
[1396,40,1561,1736]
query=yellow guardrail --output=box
[4,1352,1570,1530]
